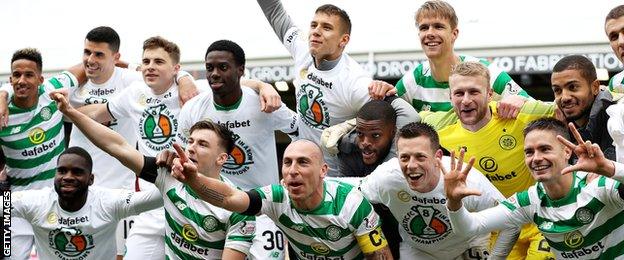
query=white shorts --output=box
[10,217,34,260]
[115,216,137,256]
[124,182,165,260]
[399,242,490,260]
[399,242,437,260]
[248,215,286,260]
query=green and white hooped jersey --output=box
[0,72,76,191]
[608,70,624,93]
[68,67,141,189]
[107,81,186,157]
[282,26,371,176]
[396,55,530,112]
[12,186,162,260]
[358,157,504,258]
[177,83,298,190]
[254,180,382,260]
[155,167,255,259]
[500,172,624,259]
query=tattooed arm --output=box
[364,247,393,260]
[170,144,253,214]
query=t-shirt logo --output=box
[574,207,594,224]
[397,190,411,202]
[182,224,199,242]
[47,212,58,224]
[238,220,255,235]
[310,242,330,255]
[403,205,451,243]
[48,227,95,259]
[40,107,53,121]
[139,104,178,151]
[202,215,219,232]
[564,230,584,248]
[325,225,342,241]
[85,97,107,105]
[222,133,254,176]
[498,134,517,150]
[297,84,330,129]
[479,157,499,173]
[28,127,46,144]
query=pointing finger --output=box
[173,143,188,163]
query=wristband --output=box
[0,180,9,191]
[176,71,192,85]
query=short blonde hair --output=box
[415,0,458,29]
[450,62,490,84]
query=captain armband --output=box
[356,227,387,254]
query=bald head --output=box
[282,139,328,210]
[284,139,325,165]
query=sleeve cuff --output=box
[176,70,193,83]
[612,161,624,182]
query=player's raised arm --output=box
[257,0,296,42]
[170,144,252,214]
[76,103,114,123]
[241,79,282,113]
[66,62,87,86]
[50,92,144,174]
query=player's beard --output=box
[564,104,592,123]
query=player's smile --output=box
[85,63,101,74]
[15,84,32,96]
[530,163,552,175]
[405,170,425,185]
[60,182,78,193]
[560,100,579,115]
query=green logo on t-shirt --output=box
[48,227,95,259]
[139,104,178,152]
[402,205,451,244]
[222,133,254,175]
[298,84,330,129]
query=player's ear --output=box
[451,27,459,43]
[88,173,94,186]
[319,163,328,179]
[339,33,350,49]
[216,152,229,166]
[435,149,443,160]
[563,145,572,160]
[591,79,600,96]
[237,64,244,78]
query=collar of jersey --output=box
[214,96,243,111]
[537,171,585,207]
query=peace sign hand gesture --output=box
[557,122,615,177]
